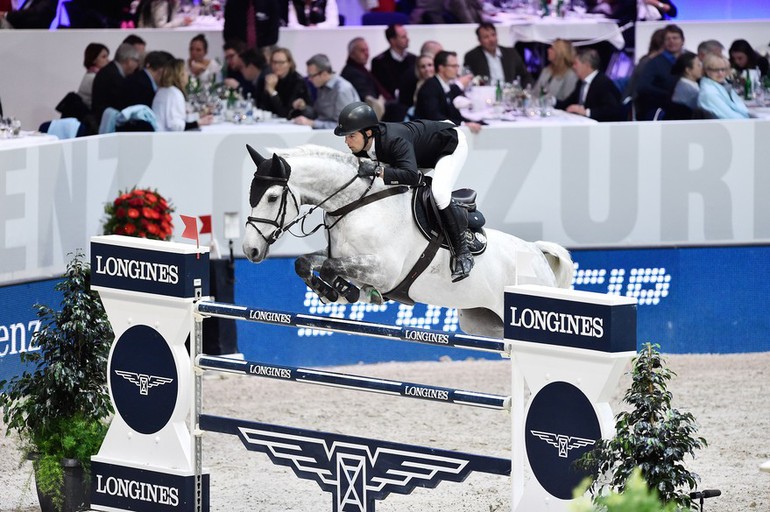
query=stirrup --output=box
[450,253,474,282]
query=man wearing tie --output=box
[0,0,57,29]
[223,0,281,58]
[555,48,625,122]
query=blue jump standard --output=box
[197,355,510,410]
[196,301,508,354]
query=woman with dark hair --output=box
[258,47,312,119]
[728,39,769,83]
[187,33,222,85]
[78,43,110,108]
[136,0,191,28]
[670,51,702,110]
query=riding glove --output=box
[358,159,382,178]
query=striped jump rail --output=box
[196,354,511,411]
[196,301,509,355]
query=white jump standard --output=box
[89,235,637,512]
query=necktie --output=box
[246,1,257,49]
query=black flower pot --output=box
[36,458,90,512]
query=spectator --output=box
[635,23,685,120]
[292,53,359,129]
[371,24,418,115]
[78,43,110,109]
[670,51,702,111]
[153,58,213,131]
[223,0,281,57]
[412,54,435,104]
[463,22,533,87]
[125,50,175,107]
[341,37,396,120]
[445,0,486,23]
[420,40,443,58]
[638,0,677,21]
[533,39,578,101]
[287,0,339,28]
[239,48,268,100]
[136,0,192,28]
[223,39,247,89]
[697,54,750,119]
[415,51,482,133]
[409,0,445,24]
[92,42,142,121]
[0,0,57,29]
[729,39,769,82]
[187,33,222,86]
[624,27,666,102]
[555,48,624,122]
[259,47,312,119]
[697,39,724,62]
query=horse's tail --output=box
[535,241,574,289]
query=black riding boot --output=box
[439,203,474,282]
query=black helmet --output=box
[334,101,378,136]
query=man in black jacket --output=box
[223,0,280,56]
[91,42,141,122]
[0,0,57,29]
[334,101,474,282]
[555,48,625,122]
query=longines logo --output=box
[530,430,596,458]
[94,474,180,506]
[94,255,179,284]
[115,370,174,396]
[509,306,604,338]
[248,364,292,379]
[249,309,292,324]
[404,329,449,344]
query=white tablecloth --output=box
[498,12,625,49]
[0,132,59,150]
[461,107,598,126]
[200,121,312,134]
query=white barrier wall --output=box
[2,119,769,284]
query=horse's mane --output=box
[274,144,358,170]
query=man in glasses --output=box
[292,53,360,129]
[636,24,686,120]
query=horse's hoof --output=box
[364,287,384,305]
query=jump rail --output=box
[197,354,511,410]
[196,300,509,354]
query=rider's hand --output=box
[358,159,382,178]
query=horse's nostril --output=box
[250,248,259,261]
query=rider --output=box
[334,101,473,282]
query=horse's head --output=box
[242,145,299,263]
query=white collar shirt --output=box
[483,47,505,84]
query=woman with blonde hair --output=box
[533,39,578,101]
[412,53,435,104]
[697,53,750,119]
[152,58,213,131]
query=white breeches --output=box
[432,128,468,209]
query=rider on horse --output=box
[334,101,474,282]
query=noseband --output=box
[245,180,300,246]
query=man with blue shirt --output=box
[636,24,686,120]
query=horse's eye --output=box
[267,194,279,203]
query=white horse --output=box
[241,144,573,338]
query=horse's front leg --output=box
[319,255,389,305]
[295,252,340,303]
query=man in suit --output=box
[414,51,481,134]
[124,51,174,108]
[91,42,141,122]
[371,24,417,113]
[636,24,685,120]
[555,48,624,122]
[223,0,280,57]
[341,37,396,121]
[463,22,532,86]
[0,0,57,29]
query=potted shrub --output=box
[577,342,709,510]
[0,251,114,512]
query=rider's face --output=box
[344,131,367,153]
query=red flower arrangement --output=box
[103,188,175,240]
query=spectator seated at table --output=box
[63,0,134,29]
[136,0,192,28]
[463,22,533,88]
[729,39,769,87]
[624,28,665,105]
[697,39,725,62]
[341,37,399,121]
[635,23,685,121]
[292,53,360,129]
[92,42,142,123]
[0,0,57,29]
[286,0,339,28]
[444,0,487,23]
[697,54,750,120]
[533,39,579,102]
[637,0,677,21]
[187,33,222,86]
[259,47,312,119]
[122,34,147,58]
[412,53,435,105]
[415,50,482,134]
[371,24,418,117]
[223,0,281,58]
[668,51,702,118]
[78,43,110,110]
[239,48,267,101]
[152,58,213,131]
[223,39,247,89]
[555,48,624,122]
[125,50,175,108]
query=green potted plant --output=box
[0,251,114,512]
[577,343,708,510]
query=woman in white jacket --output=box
[152,58,213,131]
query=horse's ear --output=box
[246,144,266,167]
[271,153,290,180]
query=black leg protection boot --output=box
[439,203,474,282]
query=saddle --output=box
[411,177,488,256]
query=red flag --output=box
[199,215,212,235]
[180,215,199,242]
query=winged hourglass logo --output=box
[530,430,596,458]
[115,370,174,396]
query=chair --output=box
[361,11,410,26]
[652,108,665,121]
